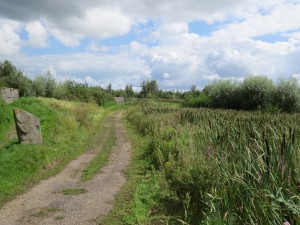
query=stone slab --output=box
[13,108,43,145]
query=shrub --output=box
[182,93,211,108]
[204,80,241,109]
[240,75,275,110]
[0,60,34,97]
[273,78,300,112]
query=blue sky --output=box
[0,0,300,90]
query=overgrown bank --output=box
[120,100,300,224]
[0,97,105,206]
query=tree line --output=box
[0,60,114,105]
[183,76,300,112]
[0,60,182,103]
[1,60,299,112]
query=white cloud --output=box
[119,0,288,23]
[155,22,188,38]
[285,32,300,40]
[40,7,133,47]
[7,51,152,89]
[62,7,132,39]
[86,41,109,52]
[211,2,300,43]
[47,25,83,47]
[1,0,300,90]
[25,21,48,47]
[163,72,171,79]
[0,19,22,56]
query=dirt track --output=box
[0,112,131,225]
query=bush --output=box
[198,75,300,112]
[182,93,211,108]
[204,80,241,109]
[0,60,34,97]
[273,78,300,112]
[240,75,275,110]
[32,76,47,97]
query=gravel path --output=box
[0,111,131,225]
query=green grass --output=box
[0,99,16,145]
[81,115,117,181]
[55,216,65,220]
[104,101,118,109]
[30,207,63,217]
[100,118,164,225]
[0,97,105,207]
[104,101,128,112]
[61,188,88,195]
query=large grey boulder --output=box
[13,109,43,145]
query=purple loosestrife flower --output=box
[206,146,213,154]
[205,146,213,159]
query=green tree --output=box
[273,77,300,112]
[45,72,56,98]
[140,80,159,98]
[0,60,34,96]
[32,72,57,98]
[190,85,197,93]
[241,75,275,110]
[125,85,134,98]
[106,83,112,93]
[33,75,47,97]
[204,80,241,109]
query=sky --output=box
[0,0,300,90]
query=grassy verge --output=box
[81,115,117,181]
[0,99,16,146]
[0,97,105,207]
[100,117,164,225]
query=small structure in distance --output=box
[0,88,19,104]
[114,97,125,104]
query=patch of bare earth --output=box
[0,112,131,225]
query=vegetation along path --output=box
[0,111,131,225]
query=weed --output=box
[55,216,65,220]
[61,188,88,195]
[31,208,62,217]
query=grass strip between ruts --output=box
[81,115,117,182]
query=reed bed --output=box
[127,102,300,224]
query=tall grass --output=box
[0,98,12,144]
[126,101,300,224]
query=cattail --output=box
[292,128,295,145]
[265,138,270,176]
